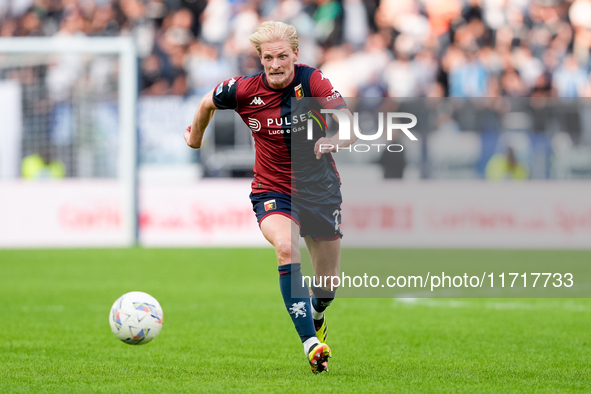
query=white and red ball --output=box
[109,291,163,345]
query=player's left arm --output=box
[309,69,358,159]
[314,108,357,159]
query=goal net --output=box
[0,37,137,247]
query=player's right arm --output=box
[185,77,242,149]
[185,90,217,149]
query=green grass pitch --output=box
[1,248,590,393]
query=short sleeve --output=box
[212,76,243,110]
[309,70,347,109]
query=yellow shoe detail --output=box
[314,315,328,344]
[308,343,331,374]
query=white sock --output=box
[303,337,320,354]
[311,301,324,321]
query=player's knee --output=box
[315,267,339,279]
[274,240,292,264]
[317,276,339,291]
[275,239,299,265]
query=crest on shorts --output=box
[264,199,276,211]
[294,83,304,100]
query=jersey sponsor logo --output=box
[227,77,236,90]
[266,113,310,127]
[248,117,261,133]
[215,83,223,95]
[250,96,265,105]
[264,199,276,211]
[294,83,304,100]
[326,89,341,102]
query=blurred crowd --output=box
[2,0,591,98]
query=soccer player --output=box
[185,21,356,373]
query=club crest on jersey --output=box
[250,96,265,105]
[294,83,304,100]
[215,83,223,95]
[264,199,276,211]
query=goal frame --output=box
[0,36,138,245]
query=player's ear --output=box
[294,47,299,62]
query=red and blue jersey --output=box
[212,64,347,201]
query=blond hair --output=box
[249,21,299,55]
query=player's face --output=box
[260,40,299,89]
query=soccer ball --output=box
[109,291,163,345]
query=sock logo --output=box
[319,300,333,309]
[289,302,307,318]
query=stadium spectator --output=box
[1,0,589,99]
[312,0,344,48]
[553,53,589,97]
[318,45,357,96]
[185,41,236,95]
[348,33,392,92]
[342,0,370,50]
[3,0,591,182]
[21,152,66,180]
[449,45,489,97]
[384,34,434,97]
[485,146,529,180]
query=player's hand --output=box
[184,125,192,146]
[314,137,337,159]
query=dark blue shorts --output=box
[250,192,343,241]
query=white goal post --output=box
[0,37,138,247]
